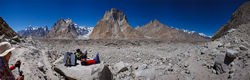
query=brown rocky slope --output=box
[137,19,209,41]
[212,1,250,40]
[0,17,18,38]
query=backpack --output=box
[63,52,76,66]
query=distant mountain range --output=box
[17,19,93,39]
[90,8,210,41]
[1,1,249,42]
[16,8,210,40]
[17,25,49,38]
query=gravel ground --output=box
[7,38,250,80]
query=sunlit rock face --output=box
[90,8,144,39]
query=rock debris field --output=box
[7,38,250,80]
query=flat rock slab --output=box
[53,57,112,80]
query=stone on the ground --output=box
[113,61,130,74]
[224,49,238,65]
[53,57,113,80]
[137,64,147,71]
[239,45,248,51]
[37,62,44,70]
[134,68,156,80]
[0,34,9,42]
[213,61,225,74]
[213,54,228,74]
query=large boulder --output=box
[224,49,238,65]
[213,54,231,74]
[53,57,113,80]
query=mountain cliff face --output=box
[212,1,250,40]
[17,26,49,38]
[0,17,18,38]
[46,18,78,39]
[89,8,144,39]
[212,1,250,45]
[137,19,209,41]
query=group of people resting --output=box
[0,42,101,80]
[74,49,100,65]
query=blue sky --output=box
[0,0,248,36]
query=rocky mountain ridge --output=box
[136,19,209,41]
[90,8,209,41]
[17,25,49,38]
[17,23,93,39]
[212,1,250,40]
[45,18,93,39]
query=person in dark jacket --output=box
[75,49,85,60]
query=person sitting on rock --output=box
[81,53,100,65]
[75,49,87,60]
[0,42,24,80]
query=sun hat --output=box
[0,42,15,57]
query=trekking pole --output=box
[16,60,23,76]
[18,68,23,76]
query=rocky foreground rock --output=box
[53,57,112,80]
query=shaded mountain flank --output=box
[212,1,250,40]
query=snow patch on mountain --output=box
[24,25,48,31]
[73,24,93,39]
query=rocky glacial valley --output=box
[0,1,250,80]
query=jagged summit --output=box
[46,18,78,39]
[135,26,140,31]
[89,8,144,39]
[153,19,160,24]
[103,8,127,22]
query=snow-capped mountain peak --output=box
[18,25,49,38]
[181,29,211,38]
[74,25,94,39]
[25,25,48,31]
[174,27,211,38]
